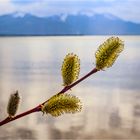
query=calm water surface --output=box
[0,36,140,139]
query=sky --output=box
[0,0,140,23]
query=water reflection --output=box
[0,36,140,139]
[109,108,121,129]
[0,127,37,139]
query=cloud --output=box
[0,0,140,23]
[10,0,42,5]
[0,0,15,15]
[93,0,140,23]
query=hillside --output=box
[0,14,140,35]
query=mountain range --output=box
[0,13,140,36]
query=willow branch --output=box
[0,68,98,126]
[0,37,124,126]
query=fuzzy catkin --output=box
[7,91,20,117]
[41,94,82,117]
[95,37,124,70]
[61,53,80,86]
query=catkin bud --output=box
[95,37,124,70]
[61,53,80,86]
[41,94,82,117]
[7,90,20,117]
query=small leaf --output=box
[7,90,20,117]
[61,53,80,86]
[41,94,82,117]
[95,37,124,70]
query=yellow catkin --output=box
[41,94,82,117]
[7,91,20,117]
[61,53,80,86]
[95,37,124,70]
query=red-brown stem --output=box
[0,105,41,126]
[0,68,98,126]
[59,68,98,94]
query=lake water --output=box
[0,36,140,139]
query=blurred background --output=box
[0,36,140,139]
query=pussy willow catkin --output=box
[61,53,80,86]
[7,91,20,117]
[95,37,124,70]
[41,94,82,117]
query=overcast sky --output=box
[0,0,140,23]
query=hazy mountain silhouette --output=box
[0,13,140,36]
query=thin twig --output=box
[0,68,98,126]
